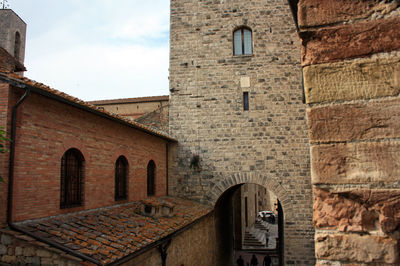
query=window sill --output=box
[233,54,254,58]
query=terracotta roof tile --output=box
[15,197,212,265]
[0,72,175,142]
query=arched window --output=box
[60,149,84,208]
[14,32,21,61]
[233,27,252,55]
[147,160,156,196]
[115,156,128,201]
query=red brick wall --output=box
[4,86,168,222]
[0,83,10,227]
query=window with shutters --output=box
[233,27,253,56]
[115,156,128,201]
[60,149,84,208]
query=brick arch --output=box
[57,140,89,162]
[207,172,294,220]
[111,147,130,164]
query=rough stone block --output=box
[307,98,400,142]
[1,233,12,245]
[0,244,6,255]
[313,188,400,233]
[311,141,400,185]
[301,18,400,65]
[1,255,17,264]
[304,57,400,104]
[315,233,399,264]
[24,256,41,265]
[298,0,399,28]
[23,246,36,256]
[41,257,54,265]
[15,246,22,256]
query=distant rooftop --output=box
[0,72,175,141]
[88,95,169,106]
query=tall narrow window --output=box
[14,32,21,61]
[115,156,128,201]
[233,27,252,55]
[60,149,84,208]
[243,92,249,111]
[147,160,156,196]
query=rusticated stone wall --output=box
[122,214,217,266]
[0,230,82,265]
[169,0,314,264]
[299,0,400,265]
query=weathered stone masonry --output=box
[299,0,400,265]
[169,0,314,264]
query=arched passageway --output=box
[214,183,284,266]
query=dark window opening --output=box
[243,92,249,111]
[14,31,21,61]
[147,160,156,196]
[233,27,252,55]
[245,196,248,227]
[254,193,257,214]
[115,156,128,201]
[60,148,84,209]
[144,205,152,214]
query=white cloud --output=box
[26,43,169,101]
[11,0,170,101]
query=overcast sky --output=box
[9,0,170,101]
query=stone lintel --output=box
[315,233,399,264]
[298,0,398,28]
[301,18,400,66]
[313,188,400,233]
[311,141,400,185]
[304,57,400,104]
[307,98,400,143]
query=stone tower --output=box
[0,9,26,64]
[169,0,314,264]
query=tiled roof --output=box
[88,95,169,105]
[15,197,212,265]
[0,72,175,142]
[0,47,26,72]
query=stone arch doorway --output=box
[214,181,285,266]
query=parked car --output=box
[258,211,276,224]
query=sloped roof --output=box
[15,197,212,265]
[88,95,169,106]
[0,47,26,73]
[0,72,176,142]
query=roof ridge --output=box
[0,73,176,142]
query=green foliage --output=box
[0,127,10,183]
[189,154,201,171]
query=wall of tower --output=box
[0,10,26,64]
[299,1,400,265]
[169,0,314,264]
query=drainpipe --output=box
[5,86,101,265]
[7,86,30,225]
[166,143,169,196]
[158,239,171,266]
